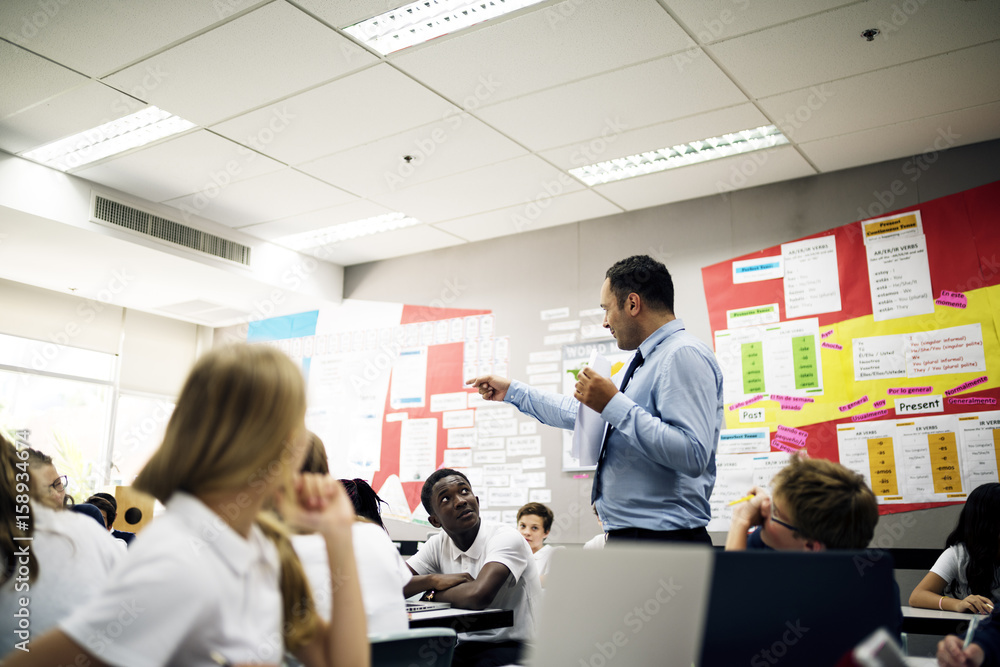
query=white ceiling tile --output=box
[299,115,528,199]
[163,168,357,227]
[309,224,466,266]
[290,0,411,30]
[370,155,584,223]
[0,81,145,155]
[0,41,86,118]
[238,200,394,239]
[800,102,1000,173]
[710,0,1000,98]
[212,65,458,165]
[74,130,285,203]
[102,2,378,126]
[0,0,272,77]
[760,41,1000,144]
[475,55,748,151]
[434,190,622,243]
[667,0,857,44]
[594,146,815,210]
[539,103,770,170]
[391,1,693,106]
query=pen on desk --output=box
[964,615,983,649]
[210,651,233,667]
[728,494,755,506]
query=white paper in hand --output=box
[571,349,612,467]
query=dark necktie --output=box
[591,349,644,503]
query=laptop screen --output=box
[700,550,899,667]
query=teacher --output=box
[468,255,724,544]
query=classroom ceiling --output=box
[2,0,999,268]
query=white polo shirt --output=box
[61,492,284,667]
[0,505,123,640]
[407,520,540,643]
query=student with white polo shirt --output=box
[404,468,540,667]
[1,344,369,667]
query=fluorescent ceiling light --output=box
[344,0,546,55]
[20,106,196,171]
[569,125,790,186]
[277,212,421,250]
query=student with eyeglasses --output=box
[1,434,123,644]
[24,447,68,510]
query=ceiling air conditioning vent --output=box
[92,195,252,267]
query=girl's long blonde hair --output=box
[134,344,319,650]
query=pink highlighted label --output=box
[772,440,803,454]
[873,399,886,409]
[769,394,815,405]
[839,395,870,413]
[779,402,804,411]
[822,342,843,351]
[821,329,834,339]
[888,387,932,396]
[851,409,890,422]
[776,425,808,447]
[950,397,997,405]
[945,376,989,397]
[728,394,766,411]
[935,290,967,309]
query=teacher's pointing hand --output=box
[467,374,510,402]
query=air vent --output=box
[92,195,252,266]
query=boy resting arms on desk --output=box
[404,468,540,667]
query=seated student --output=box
[911,483,1000,615]
[24,447,68,510]
[405,468,541,667]
[582,505,607,550]
[83,495,128,552]
[2,344,369,667]
[1,435,123,642]
[90,492,136,546]
[516,502,563,586]
[340,479,389,530]
[291,433,411,635]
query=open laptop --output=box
[523,543,715,666]
[699,550,899,667]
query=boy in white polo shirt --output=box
[405,468,540,667]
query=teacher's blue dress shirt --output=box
[505,319,724,531]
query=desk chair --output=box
[370,627,458,666]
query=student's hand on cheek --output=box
[279,474,356,537]
[731,487,767,528]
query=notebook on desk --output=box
[522,543,715,667]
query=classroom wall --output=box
[344,137,1000,549]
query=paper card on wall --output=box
[707,455,755,531]
[507,436,542,457]
[463,467,484,488]
[837,422,901,501]
[519,421,538,435]
[302,337,314,358]
[495,337,510,361]
[389,347,427,409]
[862,211,923,245]
[895,394,944,416]
[477,404,516,419]
[450,318,464,342]
[448,428,476,448]
[291,338,303,357]
[521,456,546,470]
[866,235,935,321]
[399,418,437,483]
[385,412,408,423]
[464,316,480,339]
[464,340,478,363]
[480,510,502,523]
[529,350,562,363]
[419,323,434,346]
[544,333,577,346]
[431,392,469,413]
[502,510,519,525]
[750,452,792,489]
[739,407,765,423]
[512,472,546,488]
[488,487,528,507]
[484,474,510,487]
[478,418,519,438]
[958,412,1000,488]
[443,448,472,467]
[726,304,780,329]
[484,463,523,474]
[528,489,552,503]
[494,362,509,377]
[853,334,907,381]
[478,437,506,451]
[478,362,494,376]
[481,314,495,339]
[549,320,582,332]
[717,428,770,455]
[442,409,475,429]
[894,415,964,502]
[474,450,507,464]
[479,339,494,360]
[541,307,570,321]
[581,324,608,340]
[732,256,783,284]
[526,363,559,375]
[782,236,842,318]
[529,372,563,385]
[579,307,604,318]
[434,320,449,345]
[464,364,478,383]
[906,323,987,378]
[467,392,486,410]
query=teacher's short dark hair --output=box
[606,255,674,313]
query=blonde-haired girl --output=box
[2,344,368,667]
